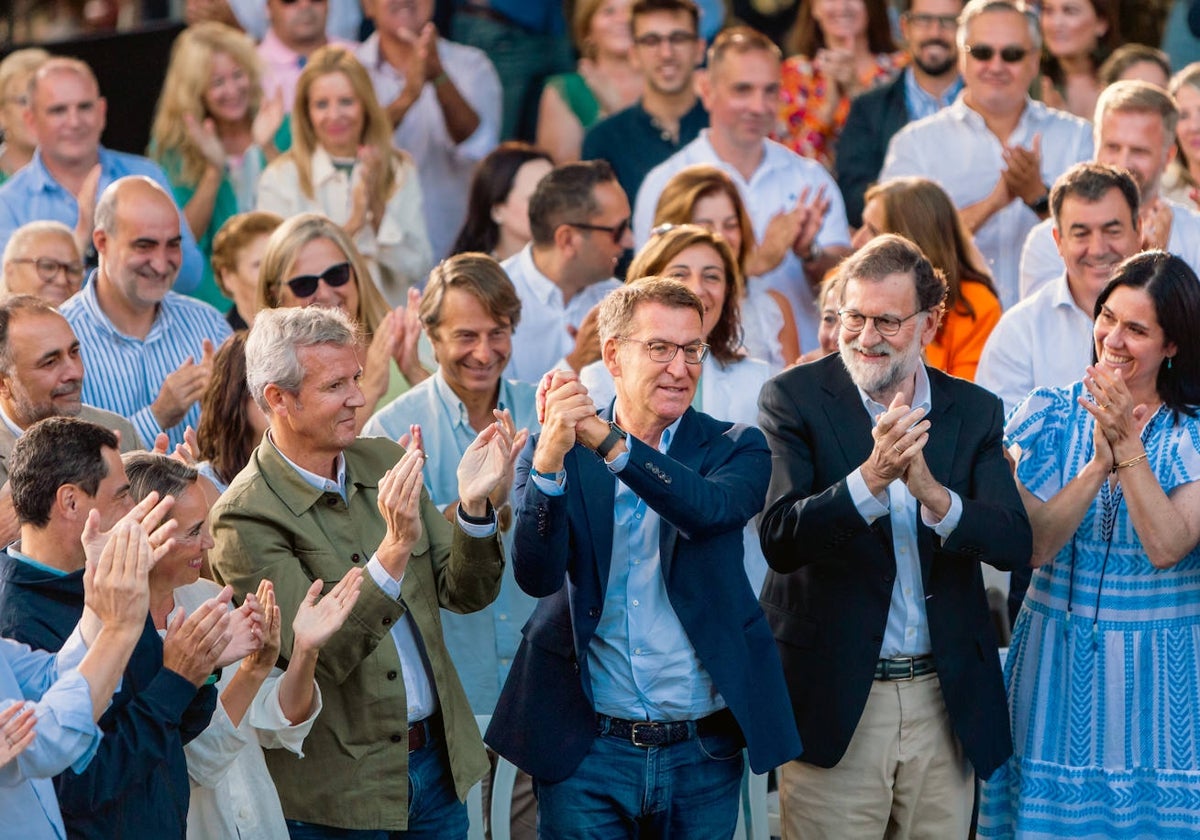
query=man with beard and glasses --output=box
[758,234,1030,839]
[836,0,965,228]
[582,0,709,206]
[880,0,1092,309]
[1018,81,1200,298]
[60,177,231,450]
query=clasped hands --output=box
[1079,364,1151,472]
[861,393,950,519]
[532,371,609,473]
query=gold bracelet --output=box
[1112,452,1148,472]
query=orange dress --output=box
[775,51,905,169]
[923,280,1001,381]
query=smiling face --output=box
[26,67,106,171]
[837,272,936,401]
[267,0,328,52]
[606,300,704,436]
[960,7,1039,118]
[152,482,212,592]
[700,47,781,153]
[812,0,868,44]
[279,236,360,316]
[429,287,512,403]
[0,310,85,427]
[588,0,634,56]
[96,181,183,312]
[4,229,83,305]
[631,8,702,97]
[0,70,38,156]
[657,243,727,339]
[1053,188,1140,308]
[1040,0,1106,61]
[901,0,961,76]
[1175,84,1200,168]
[1093,284,1176,399]
[1096,108,1172,201]
[307,71,364,158]
[570,180,633,283]
[690,190,744,258]
[204,51,252,125]
[270,341,366,460]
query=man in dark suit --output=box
[488,278,801,837]
[758,235,1030,838]
[835,0,964,227]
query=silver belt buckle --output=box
[630,722,657,747]
[896,656,916,681]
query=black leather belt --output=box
[407,712,440,751]
[874,655,936,681]
[598,708,736,748]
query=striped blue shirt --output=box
[60,279,231,447]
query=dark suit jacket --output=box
[487,407,802,782]
[835,73,909,227]
[757,355,1030,778]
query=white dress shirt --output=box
[1018,199,1200,299]
[633,130,851,351]
[357,34,502,261]
[501,244,621,384]
[881,96,1092,309]
[975,274,1095,416]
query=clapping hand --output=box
[1001,134,1045,207]
[457,417,518,517]
[0,702,35,770]
[375,447,427,578]
[215,589,266,669]
[162,587,234,687]
[291,568,364,655]
[81,492,178,571]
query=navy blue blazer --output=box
[835,72,909,227]
[486,407,802,782]
[757,355,1031,778]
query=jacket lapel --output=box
[918,369,961,581]
[575,407,617,597]
[658,409,707,582]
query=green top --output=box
[547,71,602,129]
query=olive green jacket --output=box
[209,435,503,830]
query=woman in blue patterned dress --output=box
[979,251,1200,838]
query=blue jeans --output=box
[286,727,468,840]
[533,718,745,839]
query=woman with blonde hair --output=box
[149,22,287,310]
[256,213,429,425]
[852,177,1001,381]
[257,46,433,306]
[0,48,49,186]
[536,0,641,163]
[653,164,800,369]
[1164,63,1200,210]
[580,224,774,588]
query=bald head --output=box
[94,177,183,310]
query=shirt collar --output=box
[855,361,933,421]
[0,403,24,438]
[258,28,301,64]
[7,542,68,577]
[612,400,685,454]
[269,431,347,497]
[516,244,564,306]
[431,368,514,431]
[904,67,963,112]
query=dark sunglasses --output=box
[565,218,631,245]
[964,44,1029,63]
[285,261,353,298]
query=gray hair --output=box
[93,176,173,237]
[245,306,359,412]
[1,220,77,274]
[1094,80,1179,148]
[122,451,198,505]
[957,0,1041,54]
[597,277,704,343]
[0,294,63,374]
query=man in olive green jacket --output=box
[209,305,515,836]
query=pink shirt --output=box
[257,30,355,112]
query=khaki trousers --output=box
[779,672,973,840]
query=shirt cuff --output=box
[922,488,963,538]
[530,470,567,497]
[847,468,889,524]
[457,507,497,538]
[366,555,402,599]
[604,450,630,473]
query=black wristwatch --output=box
[595,421,628,460]
[1026,191,1050,216]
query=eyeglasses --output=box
[963,44,1030,63]
[566,218,631,245]
[838,308,926,336]
[633,30,697,49]
[285,261,353,298]
[9,257,85,283]
[616,337,709,365]
[902,12,958,29]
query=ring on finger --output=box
[893,444,905,455]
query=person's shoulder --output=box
[850,73,904,109]
[163,291,232,329]
[101,147,170,180]
[346,434,405,468]
[929,363,1004,410]
[586,103,642,140]
[364,378,438,436]
[438,36,493,70]
[1032,98,1091,133]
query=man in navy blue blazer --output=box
[487,278,800,837]
[759,235,1030,838]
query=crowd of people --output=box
[4,0,1200,837]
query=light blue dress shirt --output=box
[60,280,231,448]
[0,147,203,295]
[903,67,963,123]
[531,409,725,721]
[0,626,100,840]
[845,365,963,657]
[270,434,495,723]
[363,371,539,714]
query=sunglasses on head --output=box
[964,44,1029,63]
[285,262,353,298]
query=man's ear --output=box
[602,336,622,380]
[54,483,83,522]
[262,382,288,418]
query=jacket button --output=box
[588,607,601,618]
[390,733,404,743]
[351,553,360,563]
[387,670,398,680]
[382,617,392,626]
[326,496,337,507]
